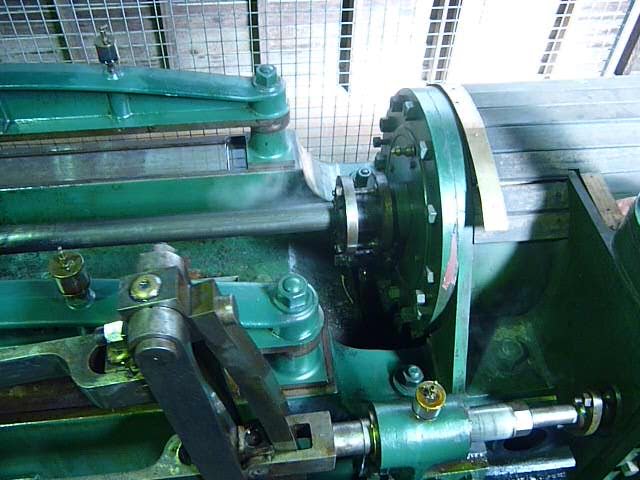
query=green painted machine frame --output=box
[0,63,317,255]
[0,63,293,165]
[1,62,640,480]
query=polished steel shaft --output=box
[0,202,332,253]
[469,402,579,442]
[333,419,372,458]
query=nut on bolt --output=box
[374,151,387,171]
[354,167,372,188]
[402,100,420,120]
[620,460,640,477]
[419,140,429,160]
[130,273,162,301]
[253,64,279,89]
[379,116,398,133]
[412,381,446,420]
[572,390,605,436]
[274,273,311,312]
[393,364,424,397]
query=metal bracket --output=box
[436,84,509,232]
[335,175,360,255]
[244,411,337,478]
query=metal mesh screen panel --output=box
[541,0,632,78]
[1,0,637,162]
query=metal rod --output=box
[530,405,578,429]
[469,402,579,443]
[0,202,332,253]
[333,419,372,458]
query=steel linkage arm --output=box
[117,244,297,478]
[0,63,288,138]
[127,306,244,479]
[0,28,292,165]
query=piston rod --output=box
[333,419,372,458]
[469,402,579,442]
[0,202,332,253]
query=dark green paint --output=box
[0,407,173,478]
[0,169,303,225]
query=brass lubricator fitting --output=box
[412,381,446,421]
[48,247,94,309]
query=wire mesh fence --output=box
[0,0,637,162]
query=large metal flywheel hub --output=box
[333,86,468,337]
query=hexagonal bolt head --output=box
[621,461,640,477]
[402,365,424,386]
[427,204,438,224]
[253,64,279,89]
[354,167,372,188]
[419,141,429,160]
[402,100,420,120]
[574,392,594,409]
[275,273,310,312]
[392,364,425,397]
[425,266,435,284]
[389,94,405,112]
[379,116,398,133]
[374,152,387,171]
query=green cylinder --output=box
[247,129,294,164]
[613,195,640,293]
[372,399,471,474]
[269,345,324,385]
